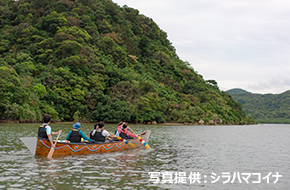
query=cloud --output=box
[247,77,290,94]
[113,0,290,94]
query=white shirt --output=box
[102,130,110,137]
[91,129,110,138]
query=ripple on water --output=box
[1,124,290,189]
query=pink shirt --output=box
[117,125,138,138]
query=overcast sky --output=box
[112,0,290,94]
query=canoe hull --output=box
[35,130,150,157]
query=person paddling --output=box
[115,121,123,136]
[90,121,115,142]
[66,122,93,143]
[117,122,137,140]
[90,122,99,139]
[38,114,62,146]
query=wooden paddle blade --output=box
[47,147,55,159]
[47,132,61,159]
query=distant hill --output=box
[227,89,290,123]
[226,88,251,94]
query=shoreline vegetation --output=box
[0,119,255,125]
[0,0,255,125]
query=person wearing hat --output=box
[66,122,93,143]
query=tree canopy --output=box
[227,89,290,124]
[0,0,255,124]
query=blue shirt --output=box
[66,130,92,142]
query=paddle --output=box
[128,126,151,150]
[47,132,61,159]
[106,130,135,148]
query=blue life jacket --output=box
[115,129,119,136]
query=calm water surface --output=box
[0,123,289,190]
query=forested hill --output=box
[227,89,290,123]
[226,88,251,94]
[0,0,254,124]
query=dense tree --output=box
[227,88,290,123]
[0,0,254,124]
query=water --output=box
[0,123,289,190]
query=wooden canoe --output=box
[20,130,151,157]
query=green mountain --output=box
[226,88,251,94]
[0,0,255,124]
[227,89,290,123]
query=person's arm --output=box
[102,131,113,140]
[46,126,54,145]
[125,130,138,138]
[46,125,62,144]
[51,130,62,135]
[90,129,96,137]
[47,134,53,146]
[79,130,92,141]
[66,131,72,140]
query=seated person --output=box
[115,121,123,136]
[117,123,137,140]
[90,121,114,142]
[90,122,99,139]
[115,121,132,136]
[66,122,93,143]
[38,114,62,146]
